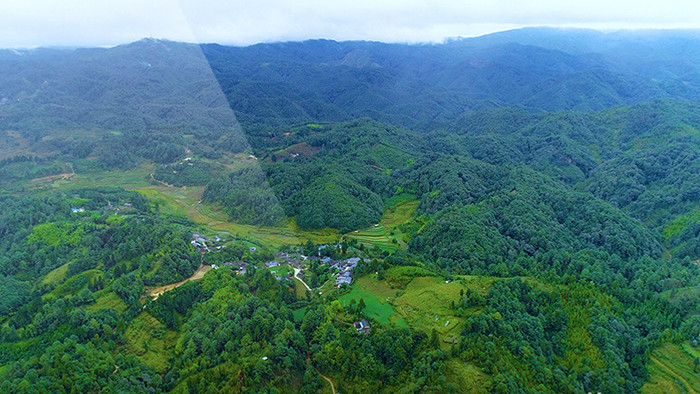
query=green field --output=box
[393,276,473,343]
[292,306,308,322]
[642,342,700,394]
[345,197,419,252]
[340,277,408,328]
[341,273,494,388]
[124,312,178,372]
[29,161,153,191]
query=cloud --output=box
[1,0,700,47]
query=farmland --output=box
[345,197,419,252]
[642,342,700,394]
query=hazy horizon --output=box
[2,0,700,48]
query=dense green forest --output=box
[0,28,699,392]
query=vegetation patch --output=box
[43,269,104,301]
[41,262,70,285]
[444,359,492,393]
[124,312,178,372]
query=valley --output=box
[0,29,698,393]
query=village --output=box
[189,232,364,292]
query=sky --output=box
[2,0,700,48]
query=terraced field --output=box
[345,197,419,252]
[642,342,700,394]
[86,291,127,313]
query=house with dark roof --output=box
[354,319,371,333]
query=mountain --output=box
[0,28,698,393]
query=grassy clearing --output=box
[663,208,700,240]
[342,273,493,389]
[124,312,177,372]
[344,273,497,345]
[340,277,407,328]
[642,342,700,394]
[86,291,127,313]
[41,262,70,285]
[345,198,419,252]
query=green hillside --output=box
[0,29,699,392]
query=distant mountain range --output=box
[3,28,700,136]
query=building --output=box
[354,319,371,333]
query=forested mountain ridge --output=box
[0,28,698,392]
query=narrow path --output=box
[650,355,697,394]
[294,268,312,291]
[316,368,336,394]
[149,173,178,188]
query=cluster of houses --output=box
[191,233,224,253]
[332,257,361,287]
[260,250,365,288]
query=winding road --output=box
[293,268,312,291]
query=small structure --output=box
[354,319,371,333]
[249,247,257,253]
[265,261,279,268]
